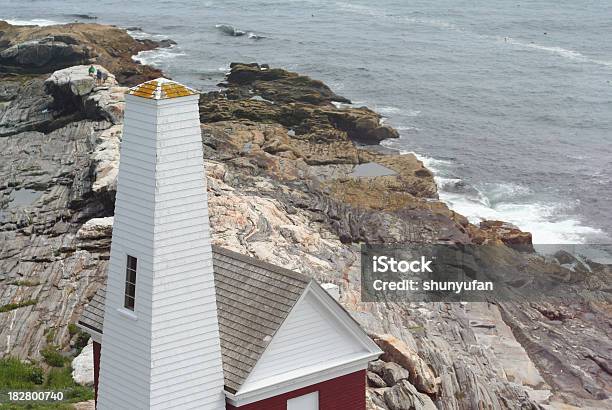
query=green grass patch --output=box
[66,325,78,337]
[0,358,44,389]
[0,358,93,409]
[39,348,64,368]
[0,300,37,314]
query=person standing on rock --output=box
[88,64,96,77]
[96,68,103,85]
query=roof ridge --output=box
[212,245,311,284]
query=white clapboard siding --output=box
[238,286,366,394]
[97,86,225,410]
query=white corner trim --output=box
[225,352,377,407]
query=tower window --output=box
[124,255,137,310]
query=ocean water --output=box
[2,0,611,245]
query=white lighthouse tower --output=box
[97,79,225,409]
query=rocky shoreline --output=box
[0,21,610,410]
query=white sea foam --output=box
[402,17,461,32]
[403,150,604,244]
[336,1,460,32]
[439,190,604,244]
[504,38,612,68]
[485,182,532,203]
[126,30,170,41]
[406,151,452,169]
[247,32,266,40]
[132,45,185,67]
[3,18,63,26]
[372,105,420,118]
[434,176,462,187]
[335,2,384,18]
[376,105,402,115]
[331,101,353,109]
[396,125,420,132]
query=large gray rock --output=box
[0,36,92,72]
[76,217,114,239]
[45,65,97,96]
[76,217,114,252]
[91,125,122,193]
[374,334,440,395]
[0,77,55,137]
[44,65,126,124]
[368,371,388,388]
[369,359,386,376]
[367,388,389,410]
[382,362,410,386]
[383,381,437,410]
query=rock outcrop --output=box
[44,65,127,124]
[0,21,166,85]
[0,29,610,410]
[203,63,399,144]
[368,371,388,389]
[381,362,411,387]
[0,35,93,72]
[384,381,437,410]
[479,219,535,252]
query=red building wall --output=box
[93,344,365,410]
[226,370,366,410]
[93,341,101,403]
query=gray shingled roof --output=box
[78,287,106,335]
[78,246,311,394]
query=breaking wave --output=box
[248,32,266,40]
[402,151,604,244]
[126,28,171,41]
[132,45,185,67]
[2,18,63,26]
[376,105,402,116]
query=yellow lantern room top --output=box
[127,78,198,100]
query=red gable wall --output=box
[226,370,366,410]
